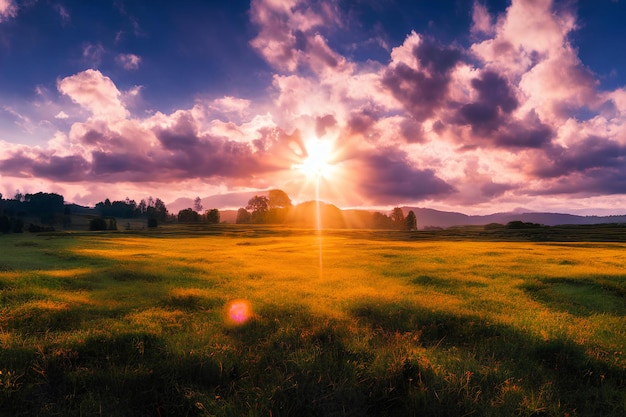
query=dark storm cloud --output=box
[453,70,518,132]
[356,148,455,204]
[32,155,91,181]
[413,37,463,75]
[480,181,512,198]
[536,136,626,178]
[450,70,553,149]
[91,151,154,179]
[0,152,89,181]
[533,168,626,196]
[0,153,32,177]
[382,37,462,121]
[347,109,378,136]
[0,115,284,183]
[494,118,553,148]
[154,113,200,150]
[399,118,424,143]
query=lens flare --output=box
[225,299,252,325]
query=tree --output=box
[236,208,251,224]
[178,208,200,223]
[138,199,147,215]
[267,189,292,223]
[0,215,10,233]
[268,189,292,209]
[405,210,417,231]
[206,208,220,224]
[193,196,203,212]
[246,195,269,223]
[89,217,108,231]
[391,207,405,228]
[246,195,269,213]
[372,212,393,228]
[153,198,169,222]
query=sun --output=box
[295,139,334,179]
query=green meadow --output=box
[0,226,625,416]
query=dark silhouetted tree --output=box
[147,198,169,222]
[14,190,24,202]
[0,215,10,233]
[206,208,220,224]
[137,199,147,215]
[246,195,269,223]
[89,218,108,231]
[372,212,394,228]
[193,196,203,212]
[236,208,251,224]
[406,210,417,230]
[391,207,405,229]
[178,208,200,223]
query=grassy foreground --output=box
[0,226,625,416]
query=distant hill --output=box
[166,192,626,228]
[400,207,626,228]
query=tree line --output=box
[0,191,67,233]
[1,188,418,234]
[0,191,174,233]
[235,190,418,230]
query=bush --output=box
[89,217,108,231]
[147,218,158,228]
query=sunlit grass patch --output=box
[125,307,188,333]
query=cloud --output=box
[82,43,105,67]
[57,69,129,120]
[116,53,141,70]
[53,3,70,24]
[0,0,16,23]
[249,0,344,73]
[3,0,626,212]
[382,34,462,121]
[471,2,493,36]
[354,148,455,204]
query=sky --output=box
[1,0,626,215]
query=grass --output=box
[0,227,625,416]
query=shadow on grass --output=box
[349,300,626,417]
[0,332,223,417]
[2,299,625,416]
[520,276,626,317]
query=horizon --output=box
[2,1,626,216]
[39,190,623,218]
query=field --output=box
[0,225,625,416]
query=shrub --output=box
[89,217,108,231]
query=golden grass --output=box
[1,230,624,416]
[63,236,626,353]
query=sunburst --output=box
[294,139,334,180]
